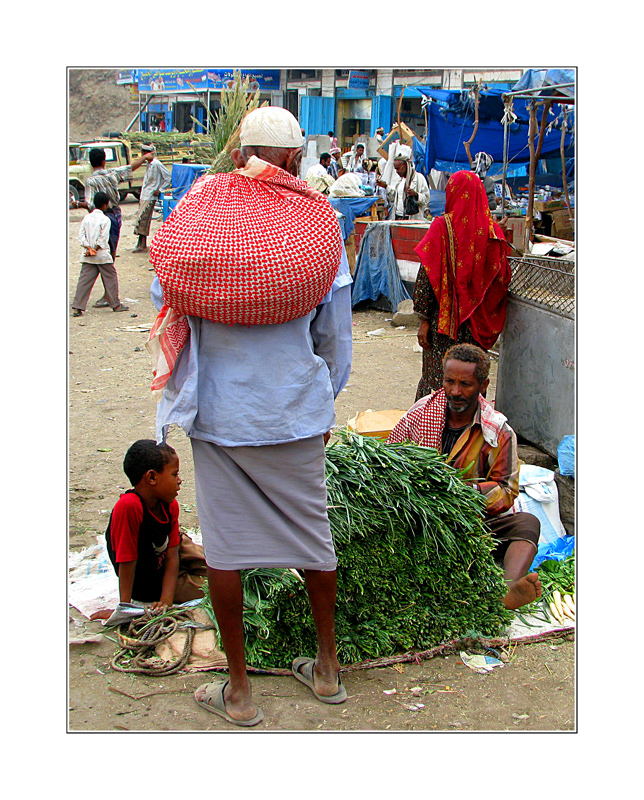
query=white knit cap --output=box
[240,107,304,148]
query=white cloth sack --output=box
[512,464,566,545]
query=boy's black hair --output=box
[93,191,110,209]
[123,439,177,486]
[89,147,106,167]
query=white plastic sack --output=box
[513,464,566,545]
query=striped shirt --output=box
[84,165,133,209]
[444,408,520,517]
[388,392,519,516]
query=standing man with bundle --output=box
[147,107,353,727]
[376,146,429,220]
[132,144,171,253]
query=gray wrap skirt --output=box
[191,436,337,571]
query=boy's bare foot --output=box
[503,572,542,610]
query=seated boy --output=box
[105,439,206,610]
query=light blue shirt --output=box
[152,247,353,447]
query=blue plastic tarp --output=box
[530,535,575,572]
[351,222,411,310]
[512,69,575,97]
[329,197,378,239]
[171,163,210,200]
[419,82,574,173]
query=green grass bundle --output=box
[200,430,514,669]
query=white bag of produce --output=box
[512,464,566,545]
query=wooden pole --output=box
[560,108,574,223]
[524,102,537,252]
[535,100,552,161]
[397,85,406,139]
[463,81,481,168]
[524,100,552,251]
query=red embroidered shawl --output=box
[414,170,511,350]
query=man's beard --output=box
[446,396,476,414]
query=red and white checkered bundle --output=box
[149,161,343,326]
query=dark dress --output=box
[413,264,479,401]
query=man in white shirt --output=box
[377,150,430,220]
[305,153,335,194]
[71,191,129,316]
[133,144,172,253]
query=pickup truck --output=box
[69,139,145,206]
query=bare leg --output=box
[303,569,341,697]
[502,541,542,610]
[194,567,259,722]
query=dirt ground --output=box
[68,199,575,732]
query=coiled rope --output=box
[111,608,197,676]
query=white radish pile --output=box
[548,590,575,626]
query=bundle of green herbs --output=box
[199,430,513,669]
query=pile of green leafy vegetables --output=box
[200,430,514,669]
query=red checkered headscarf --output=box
[146,156,343,398]
[386,389,506,450]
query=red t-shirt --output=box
[109,492,180,563]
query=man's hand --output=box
[323,430,332,445]
[497,216,509,232]
[405,186,418,197]
[376,178,387,188]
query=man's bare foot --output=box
[503,572,542,610]
[194,680,259,723]
[313,658,342,698]
[292,656,346,702]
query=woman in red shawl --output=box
[413,170,511,400]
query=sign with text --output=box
[348,70,370,90]
[136,69,280,92]
[117,70,137,85]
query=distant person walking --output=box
[133,145,171,253]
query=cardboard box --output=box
[550,208,574,240]
[347,410,407,439]
[504,217,526,252]
[533,199,565,213]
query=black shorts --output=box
[486,511,540,561]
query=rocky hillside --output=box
[69,69,135,141]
